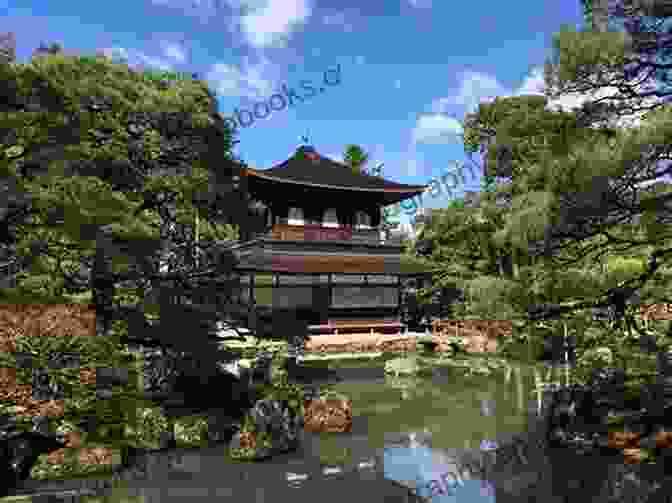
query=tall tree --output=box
[0,51,269,386]
[343,144,369,174]
[459,18,672,333]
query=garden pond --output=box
[3,353,598,503]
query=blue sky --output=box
[3,0,586,225]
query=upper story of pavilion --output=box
[239,145,427,246]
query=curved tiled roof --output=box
[245,146,427,194]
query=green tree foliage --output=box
[447,17,672,369]
[412,9,672,369]
[0,51,264,443]
[0,52,247,322]
[460,27,672,306]
[343,144,369,174]
[409,192,533,320]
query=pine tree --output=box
[343,144,369,174]
[459,12,672,336]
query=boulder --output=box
[304,393,352,433]
[229,398,303,460]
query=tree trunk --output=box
[512,247,520,280]
[592,0,609,32]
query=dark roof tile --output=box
[246,146,426,193]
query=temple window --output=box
[287,207,304,225]
[322,208,339,228]
[354,210,372,229]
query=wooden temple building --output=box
[224,145,429,336]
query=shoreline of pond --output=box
[6,355,672,502]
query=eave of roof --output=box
[245,167,426,194]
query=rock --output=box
[656,429,672,449]
[229,398,303,460]
[230,430,257,451]
[432,320,510,353]
[304,394,352,433]
[62,431,83,448]
[78,446,114,466]
[622,448,647,464]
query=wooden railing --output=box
[267,223,382,244]
[308,318,404,335]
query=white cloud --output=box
[161,42,186,63]
[238,0,312,48]
[205,57,274,98]
[443,65,658,131]
[438,70,508,114]
[516,66,545,96]
[413,70,521,146]
[544,72,661,130]
[414,63,663,151]
[413,66,558,146]
[149,0,311,48]
[412,114,464,145]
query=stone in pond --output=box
[230,399,303,460]
[304,394,352,433]
[607,430,640,450]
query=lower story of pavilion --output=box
[224,250,429,335]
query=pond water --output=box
[8,357,548,503]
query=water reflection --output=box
[383,430,496,503]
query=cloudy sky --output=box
[4,0,587,224]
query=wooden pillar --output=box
[249,272,254,307]
[370,206,381,228]
[246,273,255,331]
[397,275,403,321]
[327,273,333,322]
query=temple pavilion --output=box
[224,145,429,336]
